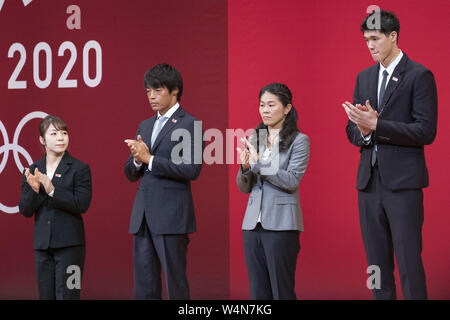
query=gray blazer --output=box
[236,132,310,231]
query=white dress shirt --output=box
[362,50,403,143]
[377,50,403,102]
[47,170,55,197]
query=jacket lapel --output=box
[36,156,46,174]
[370,64,380,111]
[151,107,185,154]
[52,152,72,184]
[379,53,408,115]
[145,116,157,146]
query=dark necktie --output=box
[378,70,389,112]
[371,70,389,166]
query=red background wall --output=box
[229,0,450,299]
[1,0,449,300]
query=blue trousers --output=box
[133,220,190,300]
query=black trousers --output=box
[358,165,427,300]
[133,220,190,300]
[243,223,300,300]
[34,245,85,300]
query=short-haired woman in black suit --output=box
[19,115,92,299]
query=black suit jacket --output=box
[125,106,203,235]
[347,53,438,191]
[19,152,92,249]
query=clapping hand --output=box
[25,168,55,194]
[124,135,151,164]
[342,100,378,136]
[38,171,54,195]
[25,168,41,193]
[237,137,258,169]
[236,145,250,170]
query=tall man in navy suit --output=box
[124,63,203,299]
[342,10,437,299]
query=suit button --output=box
[47,221,51,225]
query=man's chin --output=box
[371,54,382,63]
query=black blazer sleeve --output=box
[51,163,92,214]
[19,166,48,218]
[124,122,145,182]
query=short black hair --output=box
[361,9,400,42]
[39,115,68,137]
[259,83,293,108]
[144,63,183,101]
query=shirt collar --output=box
[157,102,180,119]
[380,50,403,75]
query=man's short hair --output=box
[144,63,183,101]
[361,9,400,42]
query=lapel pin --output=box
[172,118,177,123]
[55,174,61,178]
[392,77,398,82]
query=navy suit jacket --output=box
[346,53,438,191]
[19,152,92,250]
[125,106,203,235]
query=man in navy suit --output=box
[342,10,437,299]
[124,63,203,299]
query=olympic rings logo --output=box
[0,111,47,214]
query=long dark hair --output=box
[253,83,299,152]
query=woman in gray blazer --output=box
[236,83,310,300]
